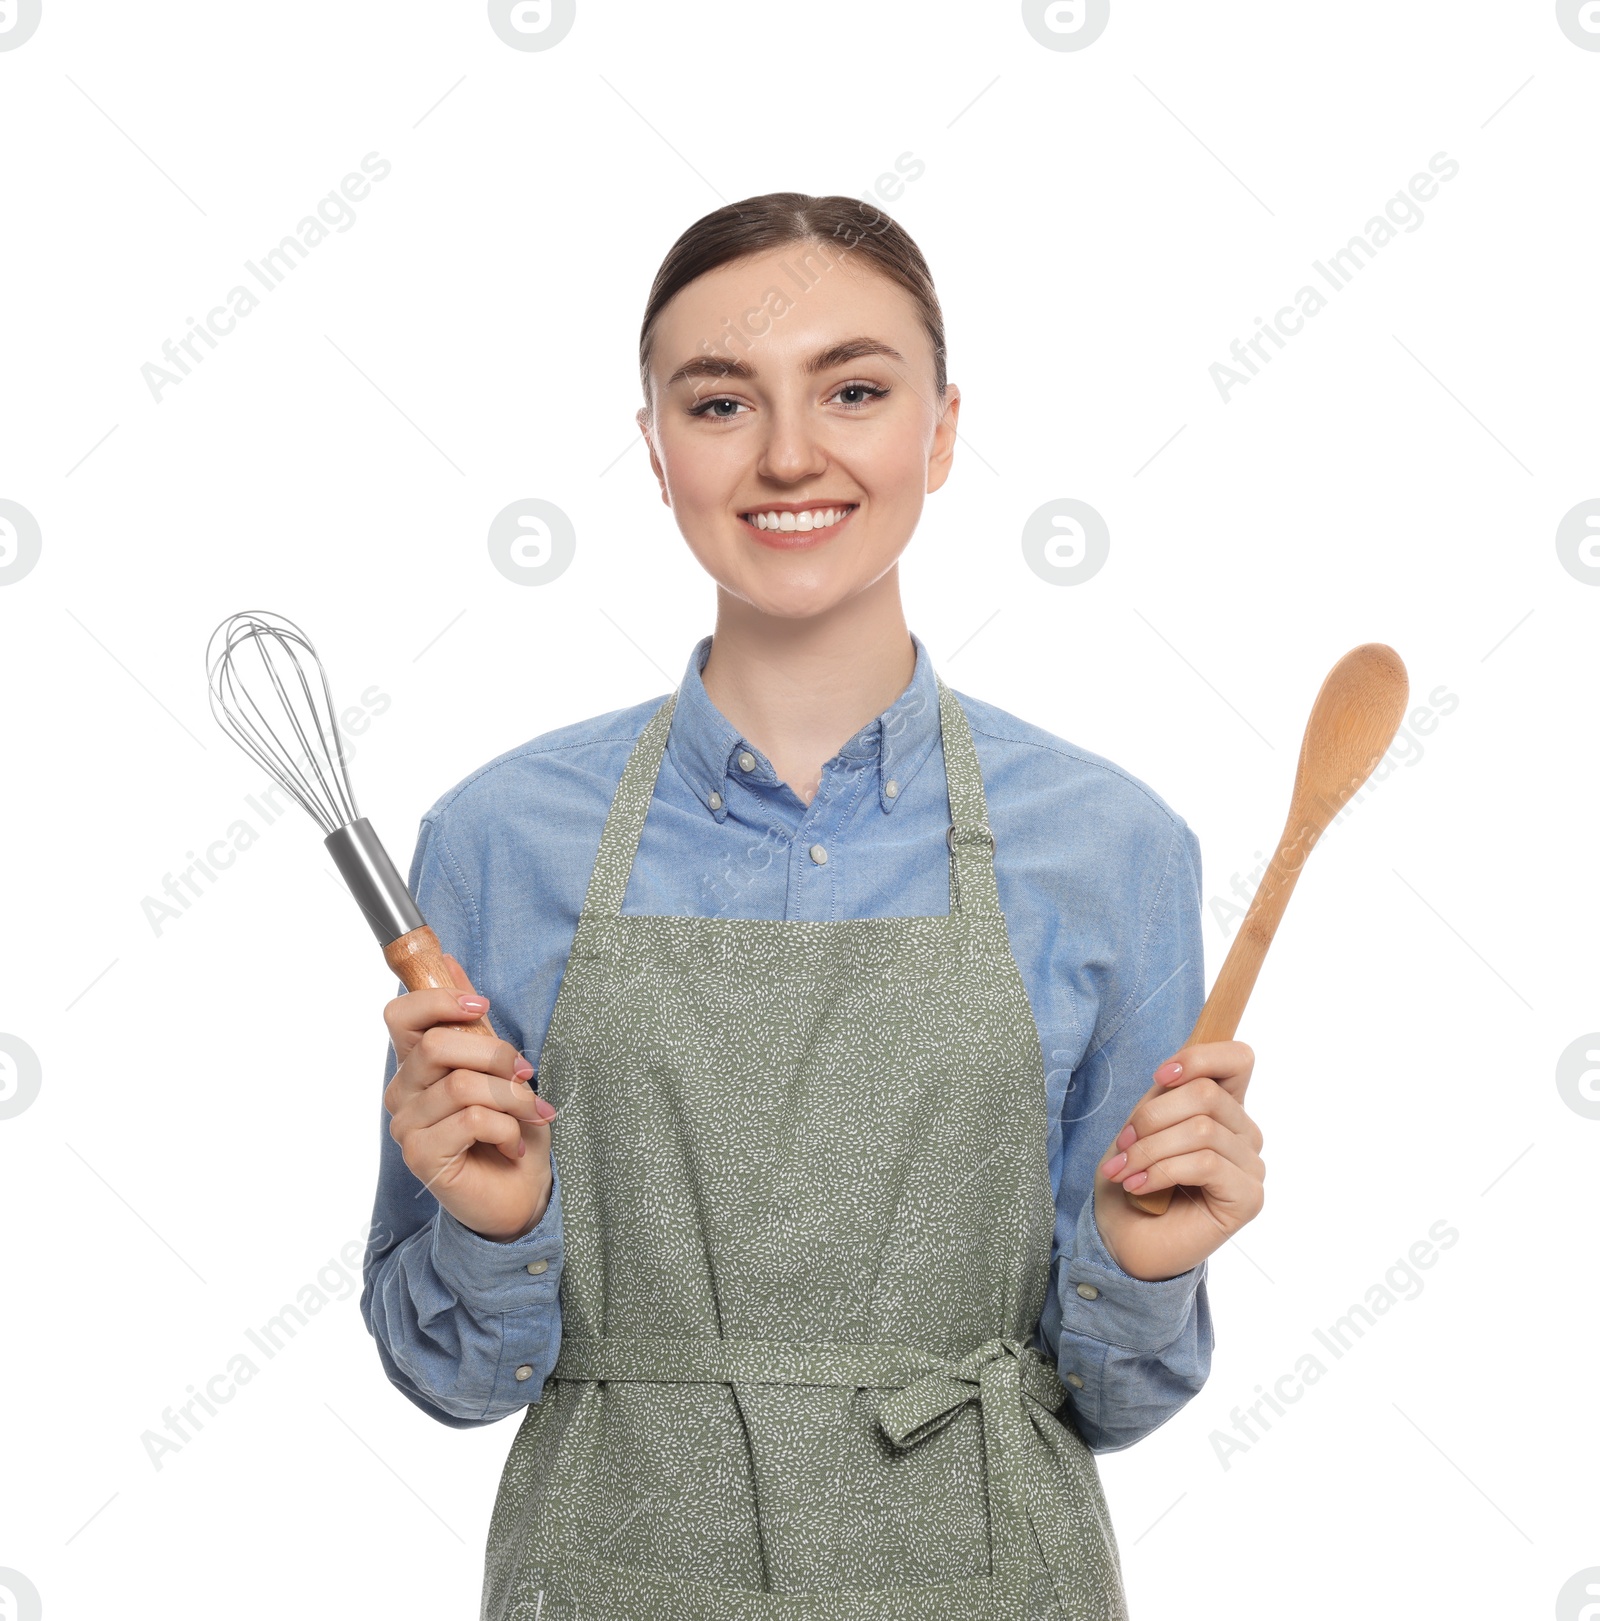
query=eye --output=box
[685,382,893,420]
[832,382,891,410]
[686,396,749,420]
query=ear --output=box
[637,407,670,505]
[926,384,961,495]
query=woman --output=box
[361,193,1267,1620]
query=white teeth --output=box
[744,506,854,532]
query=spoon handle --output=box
[1118,845,1305,1217]
[1191,835,1307,1044]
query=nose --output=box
[754,399,830,486]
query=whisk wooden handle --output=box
[383,925,497,1041]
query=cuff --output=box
[429,1154,565,1312]
[1056,1191,1206,1352]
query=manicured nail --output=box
[1122,1170,1149,1191]
[514,1060,534,1080]
[1102,1152,1127,1179]
[516,1137,526,1157]
[458,995,488,1013]
[535,1097,558,1121]
[1116,1124,1137,1150]
[1156,1060,1183,1083]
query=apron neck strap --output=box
[576,668,1001,921]
[935,673,1002,918]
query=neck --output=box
[699,569,915,808]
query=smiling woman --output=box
[361,191,1267,1621]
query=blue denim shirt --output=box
[361,632,1213,1453]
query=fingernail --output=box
[458,995,489,1013]
[1116,1124,1137,1150]
[1101,1152,1127,1179]
[535,1097,558,1121]
[1156,1060,1183,1083]
[514,1060,534,1080]
[517,1137,526,1157]
[1122,1171,1149,1191]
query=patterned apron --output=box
[479,674,1130,1621]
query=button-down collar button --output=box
[738,750,756,772]
[1075,1282,1099,1300]
[707,791,724,811]
[514,1364,535,1381]
[1064,1372,1085,1389]
[526,1259,549,1275]
[884,778,899,798]
[809,843,828,865]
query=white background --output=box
[1,2,1595,1617]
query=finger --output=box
[1127,1073,1261,1153]
[400,1068,555,1135]
[1153,1040,1255,1098]
[384,983,495,1046]
[410,1103,528,1169]
[1108,1111,1262,1190]
[388,1024,527,1106]
[1118,1144,1265,1217]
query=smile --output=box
[739,503,859,535]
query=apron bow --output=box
[876,1337,1126,1617]
[875,1335,1068,1450]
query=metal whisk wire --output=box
[201,603,546,1076]
[205,607,424,949]
[205,609,360,836]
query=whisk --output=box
[204,609,496,1042]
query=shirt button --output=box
[1076,1283,1099,1300]
[1065,1372,1085,1389]
[738,751,756,772]
[885,778,899,798]
[514,1364,535,1382]
[526,1260,549,1275]
[809,843,828,865]
[708,791,723,810]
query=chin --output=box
[717,568,863,621]
[737,586,852,621]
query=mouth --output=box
[738,503,860,546]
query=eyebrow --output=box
[662,337,907,391]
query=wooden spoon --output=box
[1122,643,1409,1216]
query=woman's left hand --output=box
[1091,1041,1266,1282]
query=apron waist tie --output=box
[549,1334,1084,1607]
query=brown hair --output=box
[637,192,947,412]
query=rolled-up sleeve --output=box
[359,812,565,1427]
[1050,817,1215,1452]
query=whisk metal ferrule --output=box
[325,818,426,947]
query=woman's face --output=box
[637,244,960,621]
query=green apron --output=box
[480,674,1130,1620]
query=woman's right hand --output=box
[382,953,558,1243]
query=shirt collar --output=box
[666,632,942,822]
